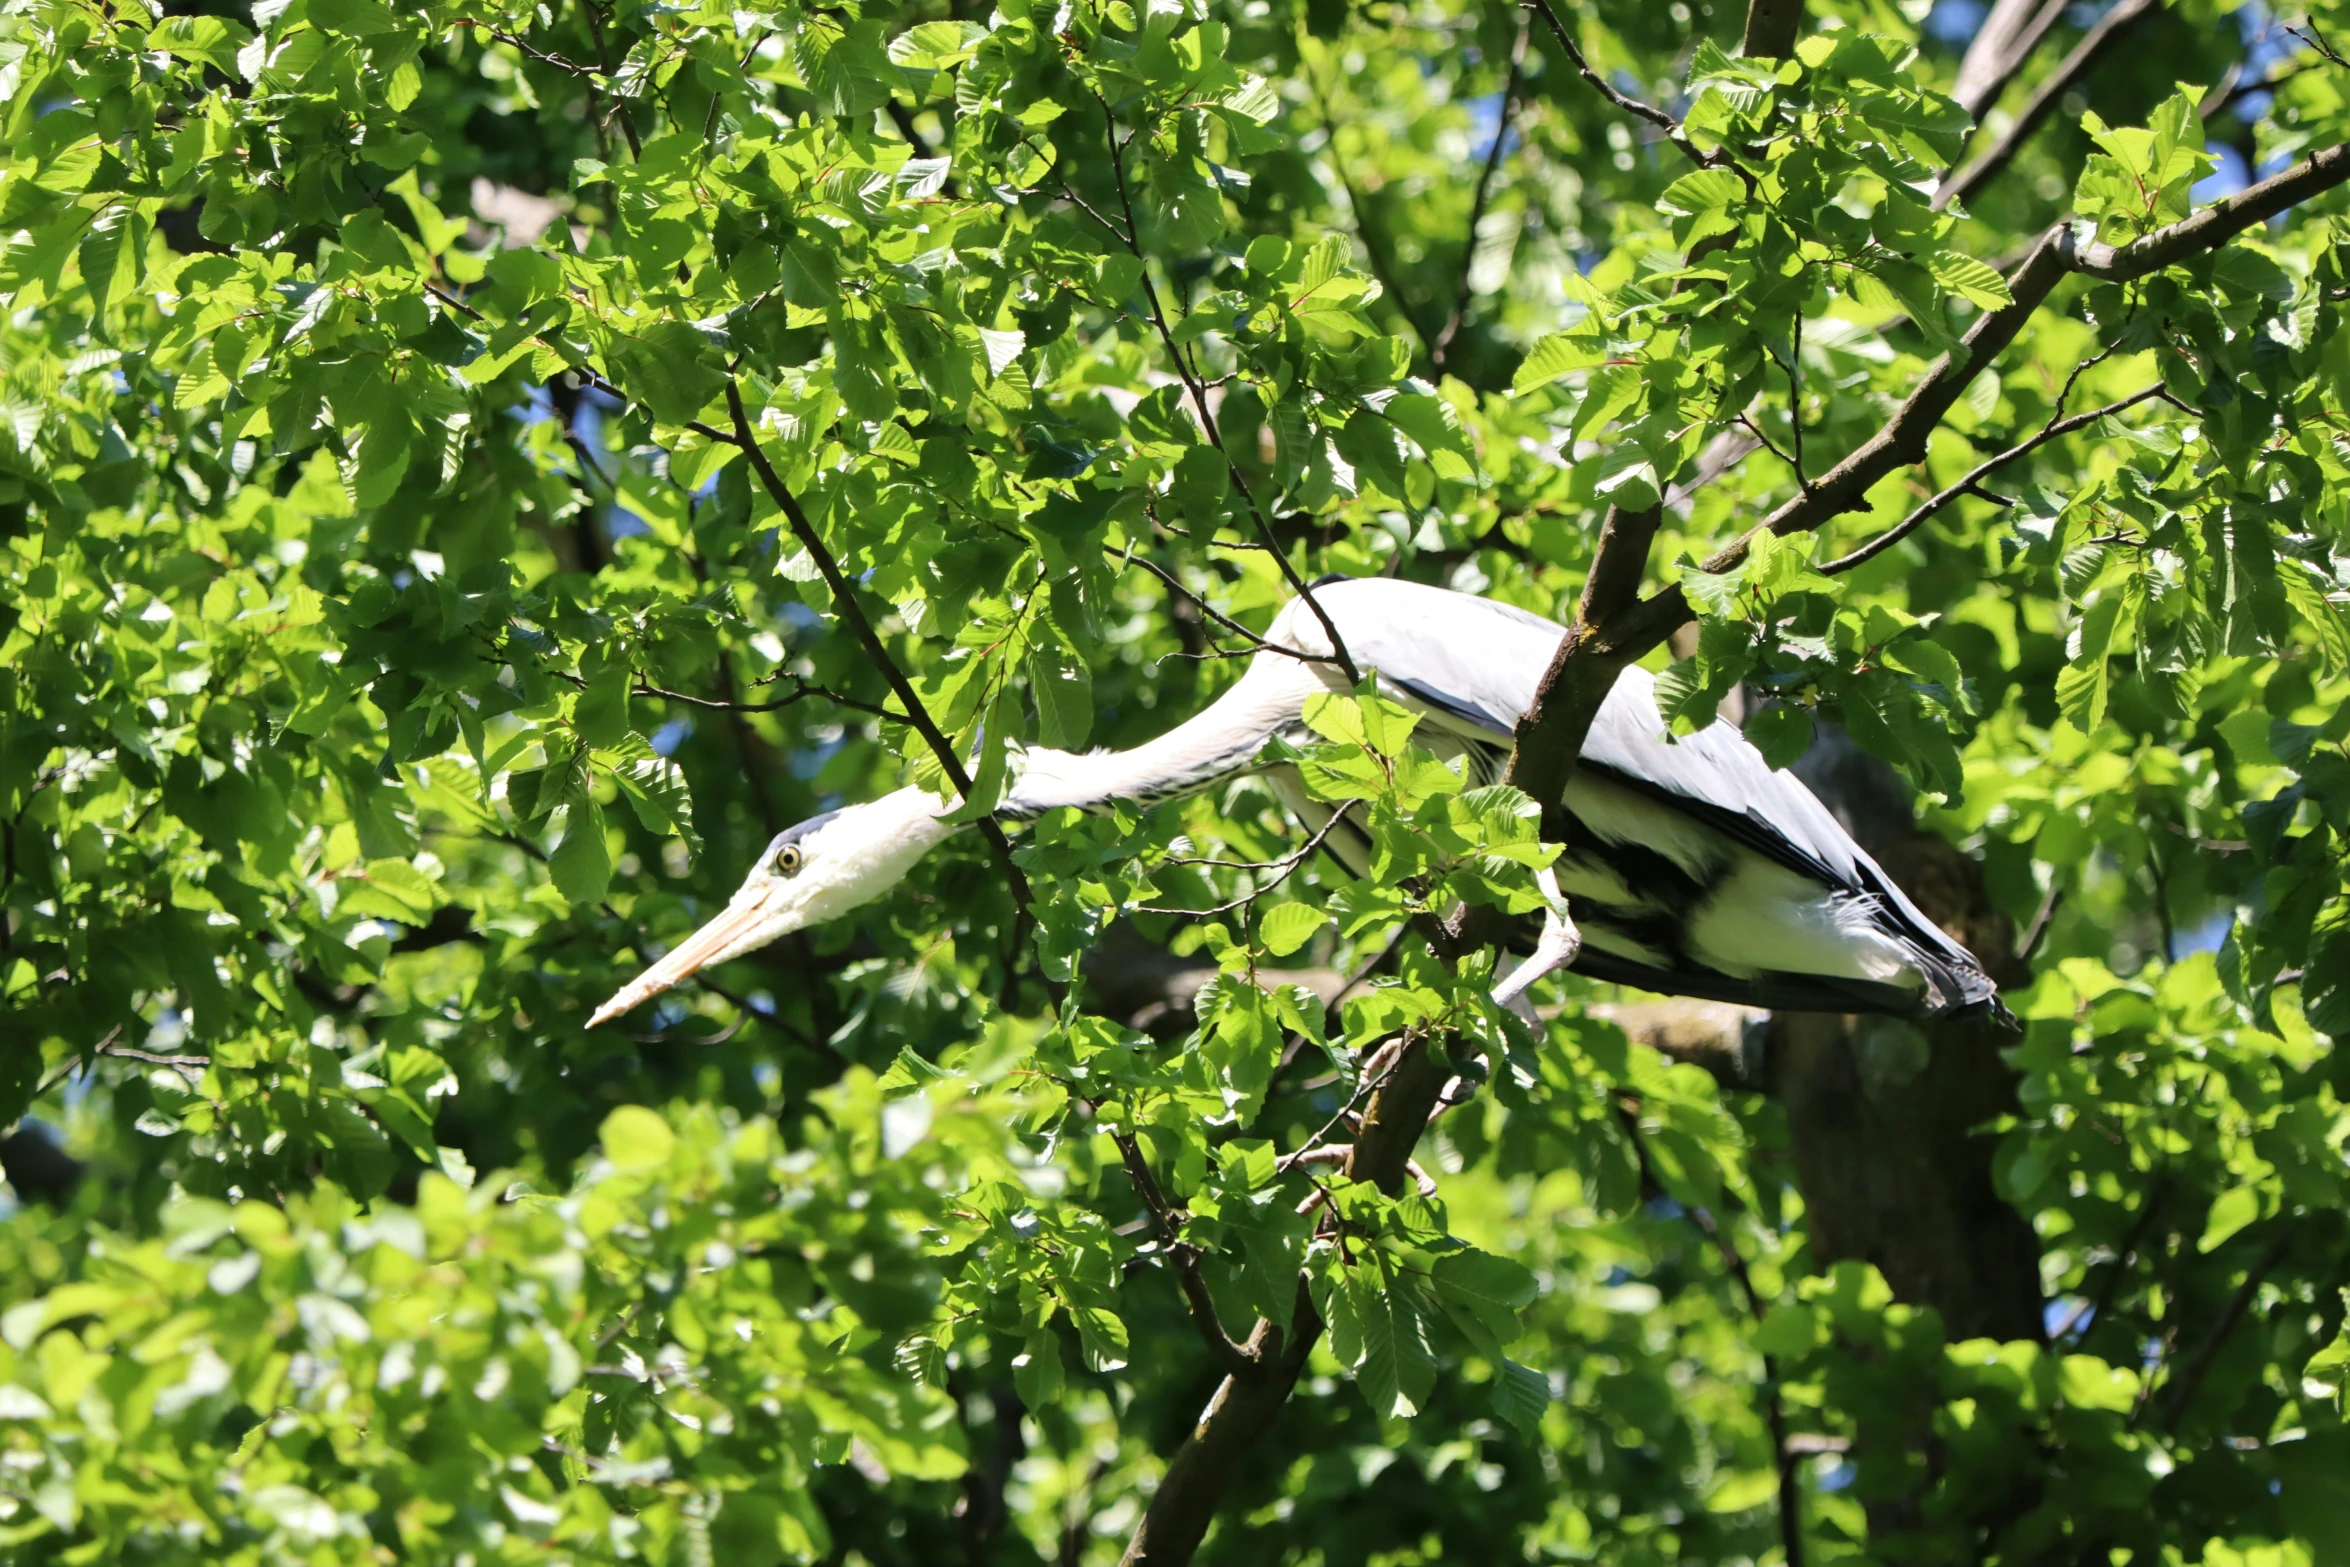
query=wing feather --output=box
[1271,578,2001,1017]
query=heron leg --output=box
[1491,866,1581,1020]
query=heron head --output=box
[586,786,956,1027]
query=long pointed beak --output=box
[588,895,773,1029]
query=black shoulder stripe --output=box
[1578,759,1848,891]
[1386,674,1518,744]
[1557,938,1949,1019]
[1306,571,1355,590]
[1388,669,1849,890]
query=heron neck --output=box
[1001,653,1335,818]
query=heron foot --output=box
[1492,867,1580,1016]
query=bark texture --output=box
[1775,729,2043,1344]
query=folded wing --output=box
[1269,579,2003,1020]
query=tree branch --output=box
[1520,0,1707,166]
[1132,805,1354,917]
[1116,924,1469,1566]
[1620,1103,1805,1567]
[1739,0,1804,60]
[2150,1232,2291,1432]
[719,380,1038,924]
[1107,548,1346,669]
[1110,1128,1258,1381]
[633,675,892,721]
[1432,14,1529,372]
[1635,139,2350,642]
[1306,73,1439,358]
[1501,502,1660,822]
[1091,95,1361,686]
[1948,0,2071,120]
[1819,384,2165,575]
[1934,0,2160,212]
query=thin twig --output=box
[1304,62,1438,356]
[2049,339,2120,423]
[2062,1178,2169,1342]
[97,1044,212,1069]
[1619,1102,1805,1567]
[452,18,605,81]
[1110,1127,1258,1378]
[1090,93,1362,685]
[1278,1027,1414,1178]
[33,1025,125,1099]
[2146,838,2176,964]
[2289,22,2350,70]
[2017,883,2063,964]
[2149,1233,2291,1431]
[1134,806,1355,918]
[1735,413,1802,481]
[1433,14,1528,371]
[634,675,891,721]
[1779,313,1810,490]
[1820,385,2165,575]
[1520,0,1699,159]
[715,381,1041,942]
[1107,548,1346,669]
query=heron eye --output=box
[775,844,804,875]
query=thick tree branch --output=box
[1948,0,2071,119]
[1935,0,2160,211]
[1739,0,1804,60]
[719,381,1038,921]
[1117,924,1469,1566]
[1501,503,1660,819]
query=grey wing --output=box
[1283,579,1999,1016]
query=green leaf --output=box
[76,208,135,315]
[1742,703,1813,770]
[1258,902,1327,957]
[337,859,439,925]
[606,322,725,426]
[1491,1357,1551,1437]
[1512,330,1610,394]
[1071,1306,1129,1373]
[1012,1332,1065,1408]
[599,1105,675,1171]
[1927,252,2014,310]
[309,0,404,33]
[574,659,633,749]
[550,799,613,908]
[1027,650,1093,751]
[149,15,255,75]
[1706,1468,1781,1514]
[2199,1184,2262,1252]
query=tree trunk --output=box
[1769,732,2046,1544]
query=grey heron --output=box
[588,578,2002,1028]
